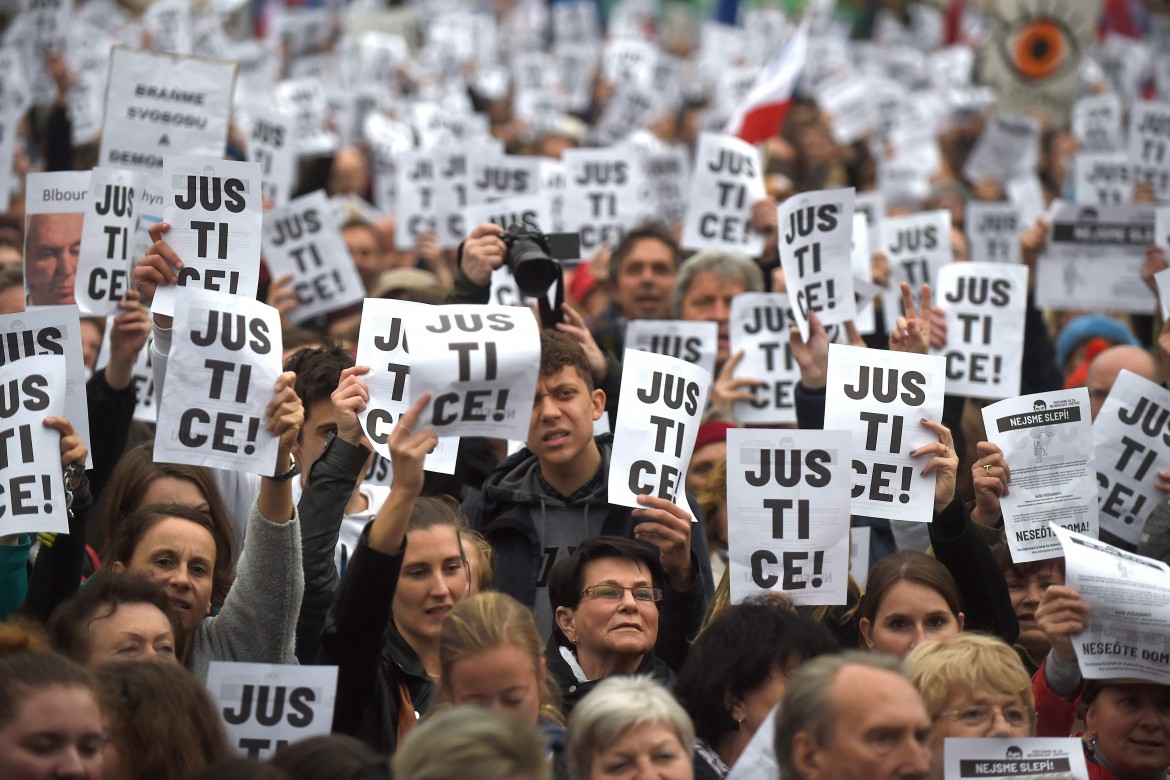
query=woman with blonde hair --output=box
[906,633,1036,780]
[440,592,566,772]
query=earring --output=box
[733,713,744,730]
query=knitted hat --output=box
[1054,314,1138,369]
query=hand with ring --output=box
[971,442,1011,528]
[908,418,958,515]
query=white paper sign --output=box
[466,154,543,205]
[963,113,1040,184]
[880,210,952,331]
[624,320,718,381]
[965,201,1022,264]
[944,737,1090,780]
[934,262,1028,399]
[982,388,1097,563]
[24,171,89,308]
[1074,152,1135,206]
[154,289,282,475]
[394,149,439,251]
[1072,93,1124,153]
[608,350,709,510]
[77,168,140,316]
[1129,100,1170,201]
[1052,524,1170,684]
[95,327,156,424]
[261,191,365,323]
[778,187,856,339]
[434,143,503,249]
[681,133,765,255]
[154,156,263,317]
[726,428,851,606]
[824,344,946,522]
[354,298,458,475]
[729,292,800,425]
[207,662,337,759]
[248,114,297,208]
[462,194,554,239]
[849,526,871,588]
[98,47,237,172]
[405,304,540,441]
[0,354,68,535]
[562,146,649,258]
[0,308,92,469]
[1093,370,1170,545]
[1037,203,1156,313]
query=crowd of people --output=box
[1,0,1170,779]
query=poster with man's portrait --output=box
[24,171,90,308]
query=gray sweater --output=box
[188,500,304,682]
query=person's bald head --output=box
[1087,345,1160,420]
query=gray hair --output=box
[670,250,764,317]
[774,651,906,779]
[393,706,551,780]
[567,676,695,780]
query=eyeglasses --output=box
[581,585,664,602]
[935,705,1036,729]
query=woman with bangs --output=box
[907,633,1037,780]
[320,393,472,753]
[1000,553,1065,673]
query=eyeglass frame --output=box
[580,584,664,603]
[933,704,1037,729]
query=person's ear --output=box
[723,689,746,728]
[859,617,875,650]
[957,612,966,632]
[110,561,126,574]
[591,389,605,421]
[538,656,548,686]
[1084,702,1099,735]
[555,607,578,645]
[792,731,823,779]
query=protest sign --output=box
[849,526,871,589]
[248,113,297,208]
[77,168,140,316]
[879,210,952,331]
[1158,267,1170,323]
[625,320,717,381]
[982,388,1096,563]
[394,149,439,251]
[817,75,878,145]
[0,354,67,535]
[0,104,19,212]
[777,187,856,340]
[354,299,458,475]
[1072,93,1124,153]
[729,292,800,425]
[24,171,89,308]
[207,662,337,760]
[275,78,338,156]
[1036,203,1155,314]
[854,190,884,251]
[466,154,543,205]
[99,47,237,172]
[19,0,69,106]
[143,0,192,55]
[154,156,263,317]
[963,113,1040,184]
[154,289,283,475]
[95,328,156,424]
[1073,152,1135,206]
[365,113,413,215]
[944,738,1090,780]
[462,194,553,240]
[1093,370,1170,545]
[824,344,946,522]
[541,158,567,233]
[680,133,766,256]
[965,201,1022,264]
[646,146,689,227]
[0,308,92,469]
[934,262,1028,399]
[1053,524,1170,684]
[261,191,365,323]
[608,349,710,510]
[850,214,877,335]
[404,304,540,441]
[433,143,501,249]
[1129,100,1170,201]
[562,146,649,258]
[726,428,851,606]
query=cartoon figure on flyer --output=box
[1030,400,1056,464]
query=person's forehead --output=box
[685,270,745,297]
[538,365,590,391]
[582,556,650,584]
[832,666,924,723]
[621,238,675,267]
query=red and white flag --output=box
[725,21,810,145]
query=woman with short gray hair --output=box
[567,676,695,779]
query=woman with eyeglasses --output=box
[906,633,1036,780]
[546,536,674,715]
[319,393,471,753]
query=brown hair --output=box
[0,623,96,727]
[102,504,235,608]
[539,329,594,391]
[439,592,562,725]
[858,551,963,630]
[99,442,237,605]
[95,660,232,780]
[47,570,180,664]
[460,528,496,591]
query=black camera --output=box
[500,223,581,297]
